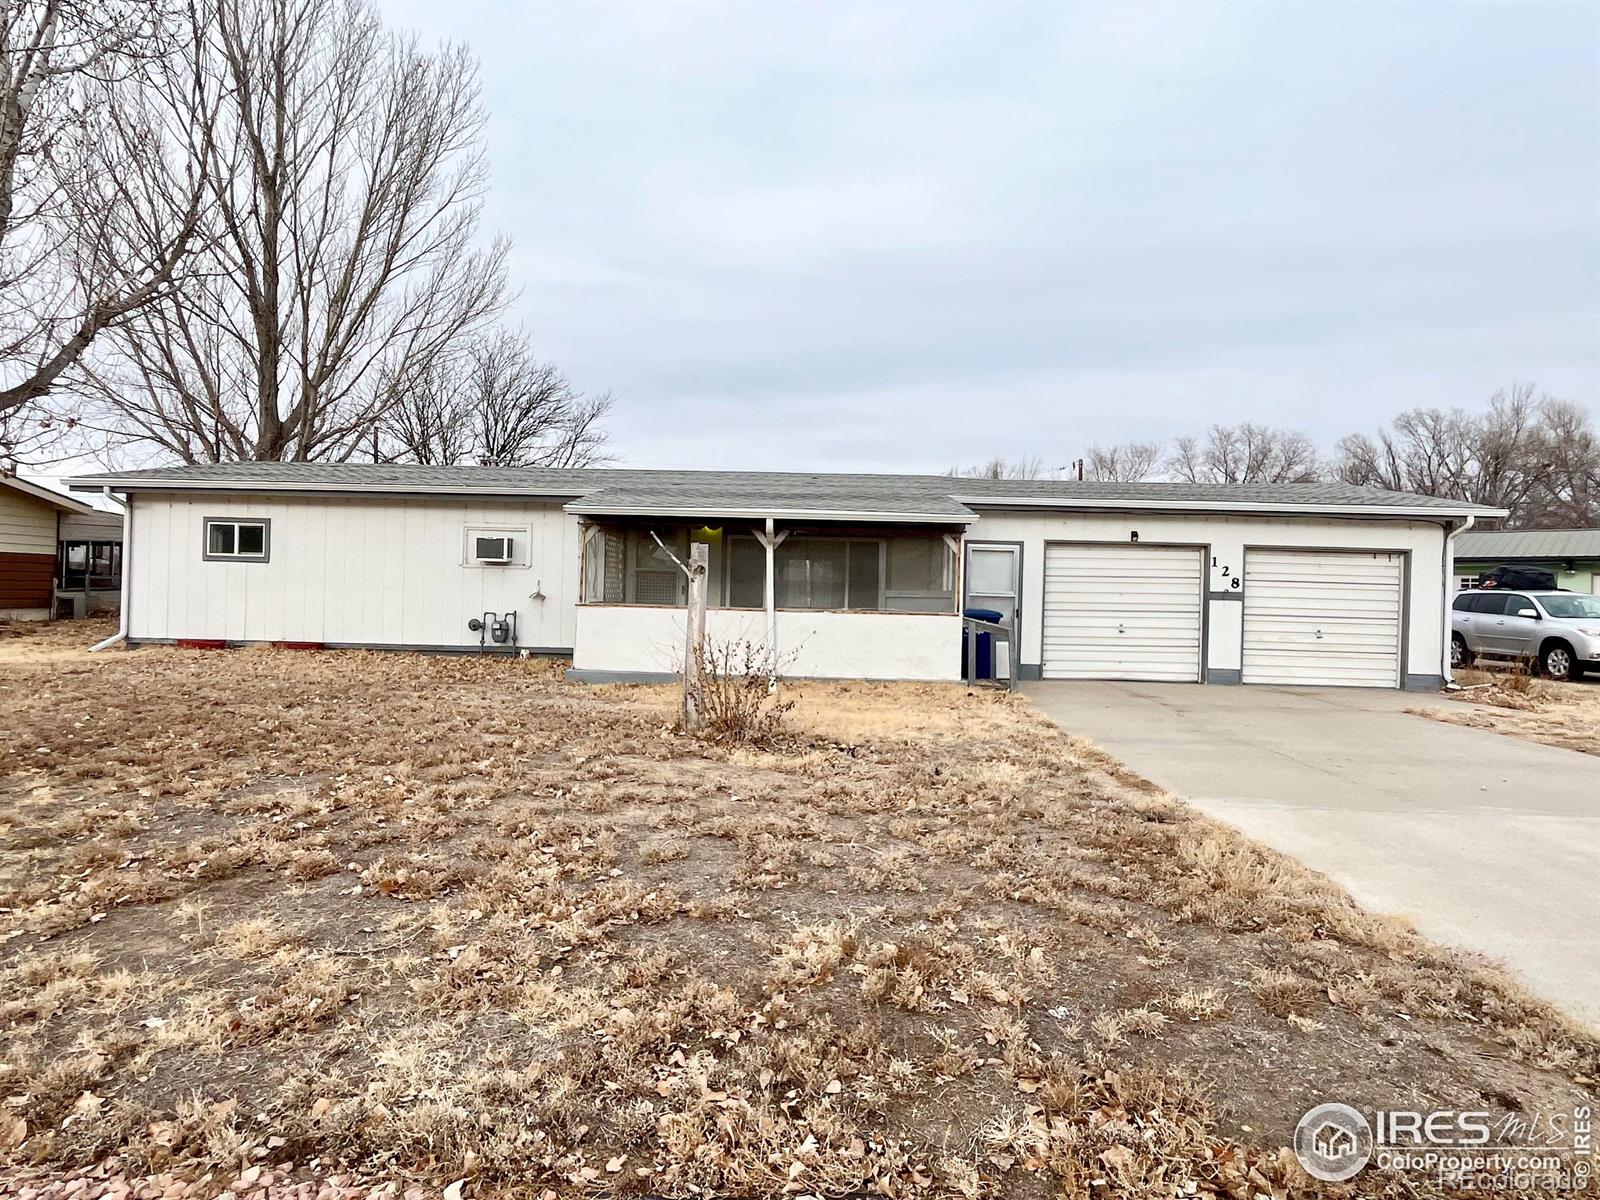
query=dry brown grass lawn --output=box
[1410,667,1600,756]
[1,622,1596,1198]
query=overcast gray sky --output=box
[380,0,1600,474]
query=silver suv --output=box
[1450,590,1600,681]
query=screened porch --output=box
[570,519,968,682]
[579,522,961,614]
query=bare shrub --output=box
[691,639,795,746]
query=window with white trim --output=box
[204,518,270,561]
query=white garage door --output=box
[1242,550,1403,687]
[1041,545,1203,681]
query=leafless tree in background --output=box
[0,0,207,465]
[85,0,507,463]
[1534,398,1600,527]
[1334,385,1599,527]
[1167,423,1321,484]
[1085,440,1163,482]
[949,455,1048,480]
[380,330,611,467]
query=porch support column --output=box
[764,517,776,656]
[755,518,788,664]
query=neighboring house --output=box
[68,463,1503,689]
[57,505,126,616]
[1,475,122,621]
[1453,528,1600,594]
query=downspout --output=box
[88,488,129,652]
[1441,513,1475,685]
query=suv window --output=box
[1540,594,1600,619]
[1474,593,1508,615]
[1452,593,1478,611]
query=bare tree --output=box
[949,455,1048,480]
[0,0,207,437]
[1533,398,1600,527]
[85,0,506,463]
[1085,440,1163,482]
[1167,423,1321,484]
[1334,385,1598,526]
[379,330,611,468]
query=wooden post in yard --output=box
[682,542,709,730]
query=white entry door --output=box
[1241,549,1403,687]
[1041,544,1203,681]
[965,543,1020,678]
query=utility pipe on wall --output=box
[1441,513,1476,684]
[88,487,129,653]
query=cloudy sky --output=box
[379,0,1600,474]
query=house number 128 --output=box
[1212,557,1242,589]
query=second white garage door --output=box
[1041,544,1203,681]
[1242,549,1403,687]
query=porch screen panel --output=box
[775,540,812,608]
[885,536,956,612]
[604,531,626,601]
[628,529,686,605]
[847,542,880,609]
[727,536,765,608]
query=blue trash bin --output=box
[962,606,1003,679]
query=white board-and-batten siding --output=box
[128,494,581,649]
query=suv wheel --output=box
[1450,634,1472,669]
[1539,641,1575,681]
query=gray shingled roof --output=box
[568,482,975,522]
[67,461,1503,518]
[1455,528,1600,561]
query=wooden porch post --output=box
[682,542,708,730]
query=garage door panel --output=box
[1042,545,1202,682]
[1242,550,1402,687]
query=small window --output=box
[1474,593,1507,616]
[1451,593,1475,611]
[204,518,270,561]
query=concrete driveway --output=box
[1026,680,1600,1027]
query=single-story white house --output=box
[68,463,1505,689]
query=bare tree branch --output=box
[1167,424,1321,484]
[948,455,1047,480]
[1085,440,1163,482]
[377,329,611,468]
[1333,384,1599,527]
[0,0,208,429]
[87,0,508,463]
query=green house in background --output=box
[1454,528,1600,594]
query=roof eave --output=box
[4,475,97,515]
[565,503,977,525]
[954,494,1508,520]
[69,475,587,502]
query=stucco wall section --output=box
[573,605,962,681]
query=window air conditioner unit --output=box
[473,535,513,565]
